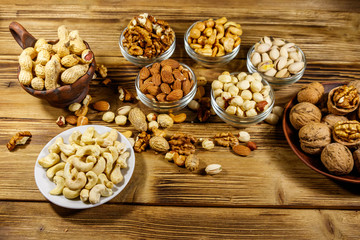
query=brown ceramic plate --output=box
[283,82,360,184]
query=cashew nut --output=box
[85,171,98,190]
[114,141,127,155]
[215,17,227,25]
[76,145,101,157]
[117,152,130,168]
[89,184,113,204]
[39,153,60,168]
[101,129,118,147]
[110,163,123,184]
[57,142,76,156]
[68,155,95,172]
[63,187,81,199]
[48,137,64,154]
[108,146,119,162]
[55,169,64,178]
[65,171,87,190]
[91,156,106,176]
[80,126,95,145]
[60,152,68,162]
[46,162,65,179]
[80,188,89,203]
[215,24,225,40]
[69,130,82,145]
[103,152,115,177]
[63,162,75,180]
[97,173,114,189]
[49,176,65,195]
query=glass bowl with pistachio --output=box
[246,36,306,86]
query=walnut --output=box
[214,132,239,147]
[96,64,107,78]
[297,82,324,104]
[134,131,151,153]
[7,131,32,151]
[298,123,331,155]
[289,102,322,130]
[333,120,360,147]
[327,85,360,115]
[321,114,348,130]
[348,80,360,94]
[168,133,197,155]
[321,143,353,175]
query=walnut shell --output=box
[348,80,360,94]
[321,114,348,130]
[321,143,353,175]
[290,102,322,130]
[299,123,331,155]
[327,86,360,115]
[297,82,324,104]
[352,149,360,173]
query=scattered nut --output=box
[202,138,215,150]
[6,131,32,151]
[238,131,250,142]
[148,121,159,130]
[77,116,88,126]
[185,154,200,171]
[128,108,148,132]
[56,116,66,127]
[165,151,176,162]
[205,164,222,175]
[68,102,81,112]
[134,131,151,153]
[146,113,157,122]
[321,143,354,175]
[188,100,200,111]
[118,86,135,102]
[102,111,115,123]
[157,114,174,128]
[232,144,251,156]
[117,106,132,116]
[214,132,239,147]
[174,153,186,167]
[121,131,133,138]
[169,113,187,123]
[96,64,107,78]
[93,101,110,112]
[115,115,127,125]
[65,115,78,125]
[246,141,257,151]
[149,136,170,152]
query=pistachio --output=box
[205,164,222,175]
[280,46,289,58]
[285,58,295,68]
[250,52,261,67]
[260,36,272,46]
[256,43,271,54]
[264,68,277,77]
[288,62,305,74]
[275,68,290,78]
[258,61,274,72]
[289,51,302,62]
[274,56,287,71]
[272,38,286,47]
[261,53,271,62]
[269,48,280,61]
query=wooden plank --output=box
[1,201,360,239]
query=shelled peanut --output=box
[187,17,242,57]
[139,59,195,102]
[18,25,94,91]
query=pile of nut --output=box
[187,17,242,57]
[289,81,360,175]
[18,25,94,90]
[212,71,272,117]
[139,59,194,102]
[250,36,305,78]
[38,127,130,204]
[122,13,175,58]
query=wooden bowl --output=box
[283,82,360,184]
[9,22,96,108]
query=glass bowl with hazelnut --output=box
[119,13,176,67]
[135,60,197,113]
[184,17,242,67]
[246,36,306,86]
[210,71,275,127]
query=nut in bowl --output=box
[211,71,275,127]
[9,22,96,108]
[246,36,306,86]
[135,59,197,112]
[119,13,176,67]
[184,17,242,67]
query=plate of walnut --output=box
[283,81,360,184]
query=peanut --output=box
[18,70,33,86]
[19,52,33,71]
[61,54,80,68]
[69,30,87,55]
[31,77,45,90]
[44,56,61,90]
[61,64,89,84]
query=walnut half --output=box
[7,131,32,151]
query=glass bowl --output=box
[135,62,197,113]
[184,21,240,67]
[210,72,275,127]
[119,27,176,67]
[246,43,306,86]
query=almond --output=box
[147,85,160,96]
[93,101,110,111]
[246,141,257,151]
[160,59,180,69]
[255,101,268,112]
[140,81,154,93]
[232,144,251,156]
[172,80,182,90]
[173,69,186,81]
[152,73,161,86]
[182,79,192,96]
[161,65,174,84]
[146,94,156,101]
[150,62,161,75]
[156,93,167,102]
[166,89,183,101]
[139,66,150,80]
[65,115,78,125]
[160,83,171,94]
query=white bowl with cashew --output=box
[34,125,135,209]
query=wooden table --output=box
[1,1,360,239]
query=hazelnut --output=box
[298,123,331,155]
[56,116,66,127]
[102,111,115,123]
[321,143,353,175]
[290,102,321,130]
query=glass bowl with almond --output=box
[119,13,176,67]
[184,17,242,67]
[246,36,306,86]
[135,59,197,112]
[211,71,275,127]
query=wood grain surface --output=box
[1,0,360,239]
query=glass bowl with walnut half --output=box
[135,59,197,113]
[211,71,275,127]
[119,13,176,67]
